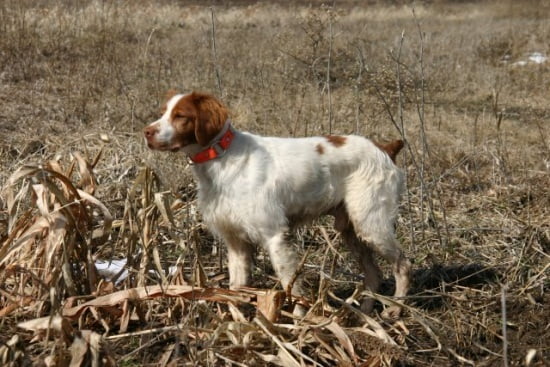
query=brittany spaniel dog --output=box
[144,91,411,318]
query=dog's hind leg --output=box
[334,205,382,314]
[350,217,411,318]
[374,240,411,318]
[351,230,411,318]
[342,229,383,314]
[344,168,411,318]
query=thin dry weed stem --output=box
[210,7,223,97]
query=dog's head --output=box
[143,91,229,153]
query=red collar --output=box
[191,125,235,164]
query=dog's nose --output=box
[143,125,157,140]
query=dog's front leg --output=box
[226,240,254,289]
[264,233,306,317]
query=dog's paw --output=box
[360,298,375,315]
[293,303,307,318]
[381,305,402,319]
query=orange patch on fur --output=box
[316,144,325,154]
[171,96,193,121]
[325,135,347,147]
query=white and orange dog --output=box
[144,91,411,318]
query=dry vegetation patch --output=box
[0,0,548,366]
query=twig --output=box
[214,353,249,367]
[501,283,509,367]
[253,315,301,367]
[354,45,365,134]
[319,227,344,262]
[210,7,223,96]
[390,30,417,252]
[119,332,166,361]
[105,323,187,340]
[317,227,338,308]
[326,7,334,134]
[412,6,450,247]
[286,246,310,300]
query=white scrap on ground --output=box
[95,259,177,284]
[528,52,547,64]
[510,52,547,66]
[95,259,128,283]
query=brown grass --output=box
[0,0,548,366]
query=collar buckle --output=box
[212,142,226,157]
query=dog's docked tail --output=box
[374,139,405,163]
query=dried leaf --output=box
[18,315,74,345]
[5,178,31,232]
[361,316,398,346]
[159,343,176,367]
[227,302,247,323]
[324,320,356,363]
[0,296,33,318]
[253,351,284,366]
[69,333,88,367]
[47,159,65,176]
[6,165,41,187]
[256,289,285,322]
[74,152,96,194]
[119,299,130,333]
[154,191,175,227]
[0,209,33,263]
[0,216,50,265]
[254,314,301,367]
[32,184,50,216]
[38,169,88,227]
[0,335,27,366]
[44,212,68,271]
[77,189,113,245]
[63,285,253,319]
[69,330,114,367]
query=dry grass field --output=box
[0,0,548,366]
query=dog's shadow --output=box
[379,263,499,311]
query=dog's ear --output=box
[192,92,229,146]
